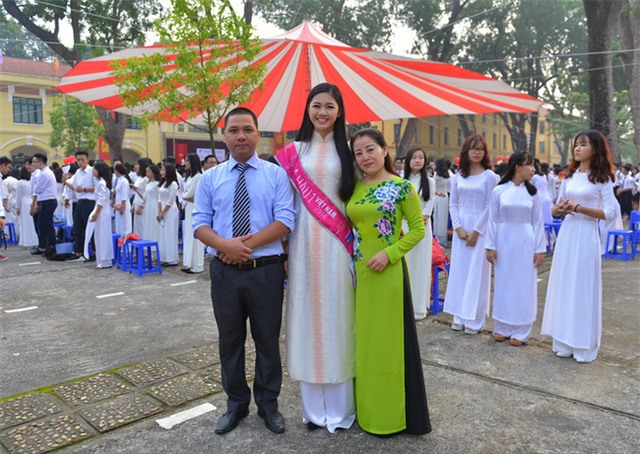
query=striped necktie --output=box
[232,162,251,237]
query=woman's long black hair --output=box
[295,83,355,201]
[498,151,537,196]
[114,164,132,186]
[435,158,450,179]
[160,163,178,188]
[404,147,431,202]
[93,161,113,190]
[185,153,202,176]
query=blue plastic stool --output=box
[62,224,74,242]
[112,233,122,266]
[430,262,450,315]
[3,222,18,245]
[128,240,162,277]
[178,222,183,251]
[117,241,130,271]
[544,222,561,252]
[604,230,636,261]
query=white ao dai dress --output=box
[158,181,179,265]
[91,179,114,268]
[541,170,616,362]
[132,176,148,237]
[404,174,435,319]
[182,173,205,272]
[486,182,546,341]
[532,174,553,224]
[285,132,355,432]
[433,174,450,244]
[141,181,159,243]
[114,177,132,235]
[16,179,38,247]
[444,170,498,331]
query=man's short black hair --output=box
[33,152,48,164]
[75,150,89,158]
[0,156,12,166]
[224,107,258,131]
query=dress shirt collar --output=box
[226,153,261,173]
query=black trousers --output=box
[210,259,285,413]
[73,199,95,255]
[36,199,57,250]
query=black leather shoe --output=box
[305,421,321,431]
[258,408,285,434]
[30,249,45,255]
[214,409,249,435]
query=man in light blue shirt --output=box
[193,107,295,436]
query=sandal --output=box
[509,338,525,347]
[451,323,464,331]
[492,333,507,342]
[464,327,480,335]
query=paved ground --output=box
[0,242,638,454]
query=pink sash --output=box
[275,143,354,259]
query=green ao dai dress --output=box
[346,177,432,435]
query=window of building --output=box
[503,134,507,149]
[458,128,463,146]
[394,123,402,143]
[444,127,449,145]
[482,131,486,139]
[286,131,298,140]
[493,133,497,148]
[126,116,143,130]
[429,125,435,144]
[177,124,185,132]
[539,141,545,153]
[493,113,498,125]
[13,97,43,124]
[188,124,208,134]
[539,121,545,134]
[260,131,274,138]
[482,114,487,124]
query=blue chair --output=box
[112,233,122,266]
[128,240,162,277]
[62,224,74,242]
[604,230,636,261]
[630,211,640,248]
[544,222,561,252]
[178,222,183,251]
[430,263,450,315]
[3,222,18,245]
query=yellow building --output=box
[1,56,279,166]
[375,111,563,165]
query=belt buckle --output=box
[252,259,257,269]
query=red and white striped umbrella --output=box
[56,21,541,132]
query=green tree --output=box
[254,0,394,50]
[111,0,266,152]
[2,0,161,162]
[0,12,54,60]
[49,96,104,155]
[618,0,640,162]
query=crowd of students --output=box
[0,152,220,272]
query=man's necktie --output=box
[232,162,251,237]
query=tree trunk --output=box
[583,0,625,162]
[619,4,640,162]
[243,1,253,24]
[500,112,528,153]
[397,118,418,157]
[97,108,126,162]
[528,113,539,156]
[457,114,474,138]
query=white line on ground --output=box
[156,403,216,429]
[5,306,39,313]
[96,292,125,299]
[18,262,41,266]
[170,280,197,287]
[537,278,543,282]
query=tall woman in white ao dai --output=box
[541,130,616,363]
[181,154,205,273]
[89,163,114,269]
[157,164,180,265]
[486,152,546,345]
[403,148,435,320]
[444,135,497,334]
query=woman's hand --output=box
[17,208,21,216]
[156,213,163,222]
[466,230,479,247]
[89,214,97,222]
[534,252,545,268]
[486,249,496,264]
[455,227,468,241]
[136,206,143,215]
[367,250,390,272]
[423,215,430,224]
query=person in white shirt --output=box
[0,156,10,262]
[31,153,58,255]
[65,151,96,261]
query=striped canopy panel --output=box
[56,21,541,132]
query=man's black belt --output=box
[215,254,286,270]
